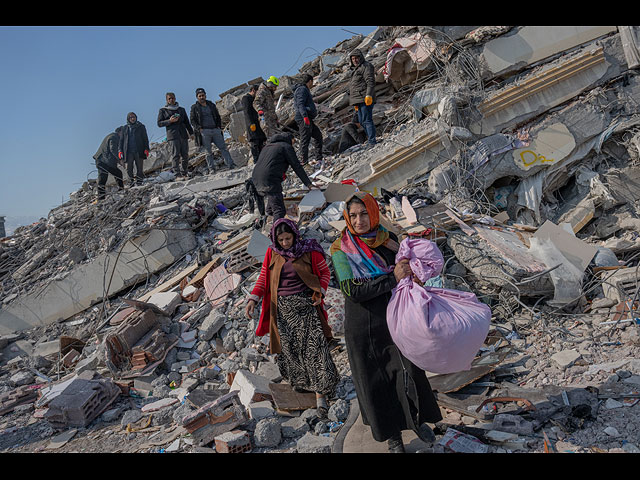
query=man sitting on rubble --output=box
[93,127,125,203]
[336,111,367,154]
[157,92,194,179]
[293,73,323,166]
[348,48,377,146]
[251,133,318,221]
[190,87,234,174]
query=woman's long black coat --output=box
[341,238,442,442]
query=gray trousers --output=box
[201,128,234,169]
[169,137,189,174]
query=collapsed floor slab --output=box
[0,228,196,335]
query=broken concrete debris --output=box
[2,25,640,453]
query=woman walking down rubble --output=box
[245,218,339,417]
[330,192,442,453]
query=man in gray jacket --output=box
[348,49,376,146]
[93,127,124,202]
[158,92,194,178]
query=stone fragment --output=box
[551,349,581,369]
[253,417,282,448]
[296,432,334,453]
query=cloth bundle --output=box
[386,238,491,374]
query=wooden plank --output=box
[269,383,317,412]
[137,263,199,302]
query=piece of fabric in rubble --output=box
[386,238,492,374]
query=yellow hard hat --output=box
[267,76,279,86]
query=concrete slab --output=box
[512,123,576,173]
[483,26,617,75]
[0,228,197,335]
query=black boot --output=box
[387,433,405,453]
[415,423,436,443]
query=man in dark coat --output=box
[157,92,194,178]
[293,73,323,165]
[118,112,149,185]
[241,84,266,163]
[94,127,124,202]
[348,48,377,146]
[336,111,367,154]
[251,133,316,220]
[189,87,234,173]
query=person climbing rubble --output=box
[348,49,376,146]
[157,92,194,179]
[293,73,323,166]
[118,112,150,186]
[93,126,124,203]
[253,76,280,138]
[245,218,339,418]
[189,87,234,173]
[242,84,267,164]
[250,132,318,221]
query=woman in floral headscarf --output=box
[330,191,441,453]
[246,218,339,417]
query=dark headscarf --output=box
[269,218,325,259]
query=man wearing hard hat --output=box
[253,76,281,138]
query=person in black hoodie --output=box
[251,133,317,220]
[118,112,149,185]
[157,92,194,178]
[241,84,266,163]
[94,127,125,202]
[293,73,323,165]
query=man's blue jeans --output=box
[356,103,376,145]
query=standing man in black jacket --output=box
[190,87,234,173]
[241,84,266,164]
[293,73,323,166]
[348,49,377,146]
[158,92,194,178]
[251,133,317,221]
[118,112,150,185]
[94,127,125,202]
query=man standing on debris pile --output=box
[118,112,150,186]
[157,92,194,178]
[251,132,317,221]
[293,73,323,166]
[348,49,376,146]
[253,76,280,138]
[242,84,266,163]
[190,87,234,174]
[93,127,125,203]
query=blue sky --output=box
[0,25,376,222]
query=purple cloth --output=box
[269,217,325,259]
[277,259,309,296]
[386,238,492,374]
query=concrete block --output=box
[198,309,226,342]
[215,430,252,453]
[230,369,273,408]
[248,400,275,420]
[255,361,282,383]
[147,291,182,316]
[145,202,180,217]
[551,349,581,369]
[296,432,334,453]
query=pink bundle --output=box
[387,238,491,374]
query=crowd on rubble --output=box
[3,25,640,454]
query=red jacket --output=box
[250,247,331,339]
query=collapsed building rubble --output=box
[2,25,640,453]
